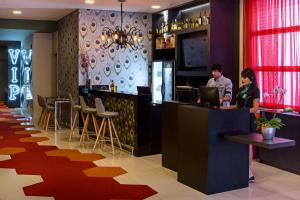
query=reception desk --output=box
[79,88,161,157]
[162,101,250,194]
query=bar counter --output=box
[79,87,161,157]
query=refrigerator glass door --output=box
[162,61,173,101]
[152,61,163,103]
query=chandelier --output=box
[100,0,143,50]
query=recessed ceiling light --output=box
[12,10,22,15]
[85,0,95,4]
[152,5,161,9]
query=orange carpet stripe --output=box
[46,149,105,162]
[83,166,127,177]
[19,137,49,143]
[0,147,26,155]
[67,153,105,162]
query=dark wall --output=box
[0,19,57,33]
[0,45,8,101]
[210,0,240,101]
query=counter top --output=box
[224,133,296,149]
[260,109,300,118]
[81,88,139,96]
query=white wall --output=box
[32,33,57,124]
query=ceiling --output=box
[0,0,192,21]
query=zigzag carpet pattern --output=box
[0,105,156,200]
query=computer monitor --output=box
[198,86,220,108]
[176,86,193,103]
[137,86,151,95]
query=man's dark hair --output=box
[211,63,223,72]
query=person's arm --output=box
[220,104,237,109]
[250,98,259,114]
[223,80,233,102]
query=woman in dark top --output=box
[223,68,260,182]
[236,68,260,132]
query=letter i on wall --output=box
[7,42,21,108]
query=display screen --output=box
[182,33,208,68]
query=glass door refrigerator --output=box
[152,60,175,103]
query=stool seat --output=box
[83,107,96,113]
[97,111,118,118]
[46,106,55,111]
[74,105,81,110]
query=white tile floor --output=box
[1,127,300,200]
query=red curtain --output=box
[244,0,300,110]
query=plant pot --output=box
[261,127,276,140]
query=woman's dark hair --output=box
[211,63,223,72]
[241,67,257,87]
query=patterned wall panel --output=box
[78,9,152,93]
[58,10,79,99]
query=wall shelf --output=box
[171,25,210,35]
[153,48,175,51]
[176,70,209,77]
[152,0,239,92]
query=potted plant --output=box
[256,117,285,140]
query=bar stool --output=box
[79,96,98,144]
[37,95,46,128]
[41,96,55,132]
[69,94,81,141]
[93,97,122,155]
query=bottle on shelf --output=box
[155,37,161,49]
[166,36,171,48]
[198,12,202,26]
[184,18,189,29]
[156,25,160,35]
[164,20,169,33]
[202,11,208,25]
[162,37,167,49]
[195,18,200,28]
[173,19,178,31]
[170,35,176,48]
[176,20,182,30]
[206,10,211,24]
[190,18,195,29]
[110,80,115,92]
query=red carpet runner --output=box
[0,109,157,200]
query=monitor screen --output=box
[176,86,193,103]
[182,33,208,68]
[198,86,220,108]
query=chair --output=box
[37,95,46,128]
[69,94,81,141]
[79,96,98,144]
[93,97,122,155]
[40,96,55,131]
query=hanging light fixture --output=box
[100,0,143,50]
